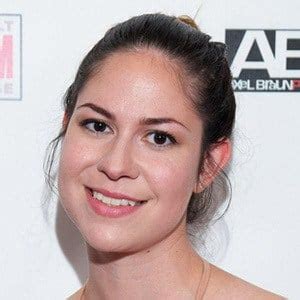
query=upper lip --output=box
[88,187,144,202]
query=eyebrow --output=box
[76,102,190,131]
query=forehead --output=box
[76,49,199,122]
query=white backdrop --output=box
[0,0,298,299]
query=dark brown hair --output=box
[43,12,236,246]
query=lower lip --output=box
[86,188,146,218]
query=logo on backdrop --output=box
[0,14,22,100]
[226,29,300,92]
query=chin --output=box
[80,222,158,255]
[78,222,129,253]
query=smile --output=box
[92,190,147,207]
[86,188,148,218]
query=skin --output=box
[58,48,284,299]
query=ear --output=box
[193,138,232,194]
[62,112,69,128]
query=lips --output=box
[87,186,146,202]
[85,187,147,218]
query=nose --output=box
[96,135,139,181]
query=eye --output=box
[79,119,177,148]
[79,119,111,134]
[147,131,177,148]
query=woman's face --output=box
[58,49,204,253]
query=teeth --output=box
[92,191,143,207]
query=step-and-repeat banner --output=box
[0,1,298,299]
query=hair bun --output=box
[177,15,199,30]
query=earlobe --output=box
[193,139,232,194]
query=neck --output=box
[83,229,203,299]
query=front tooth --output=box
[111,199,122,206]
[121,199,128,206]
[93,191,138,206]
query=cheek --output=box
[149,150,198,211]
[57,132,91,217]
[58,127,97,182]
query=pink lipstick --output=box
[85,188,147,218]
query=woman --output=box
[44,13,285,299]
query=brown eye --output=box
[80,119,111,134]
[147,131,177,148]
[154,133,168,144]
[89,121,107,132]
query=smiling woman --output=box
[43,13,285,299]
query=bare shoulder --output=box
[203,263,287,300]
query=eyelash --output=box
[79,118,178,148]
